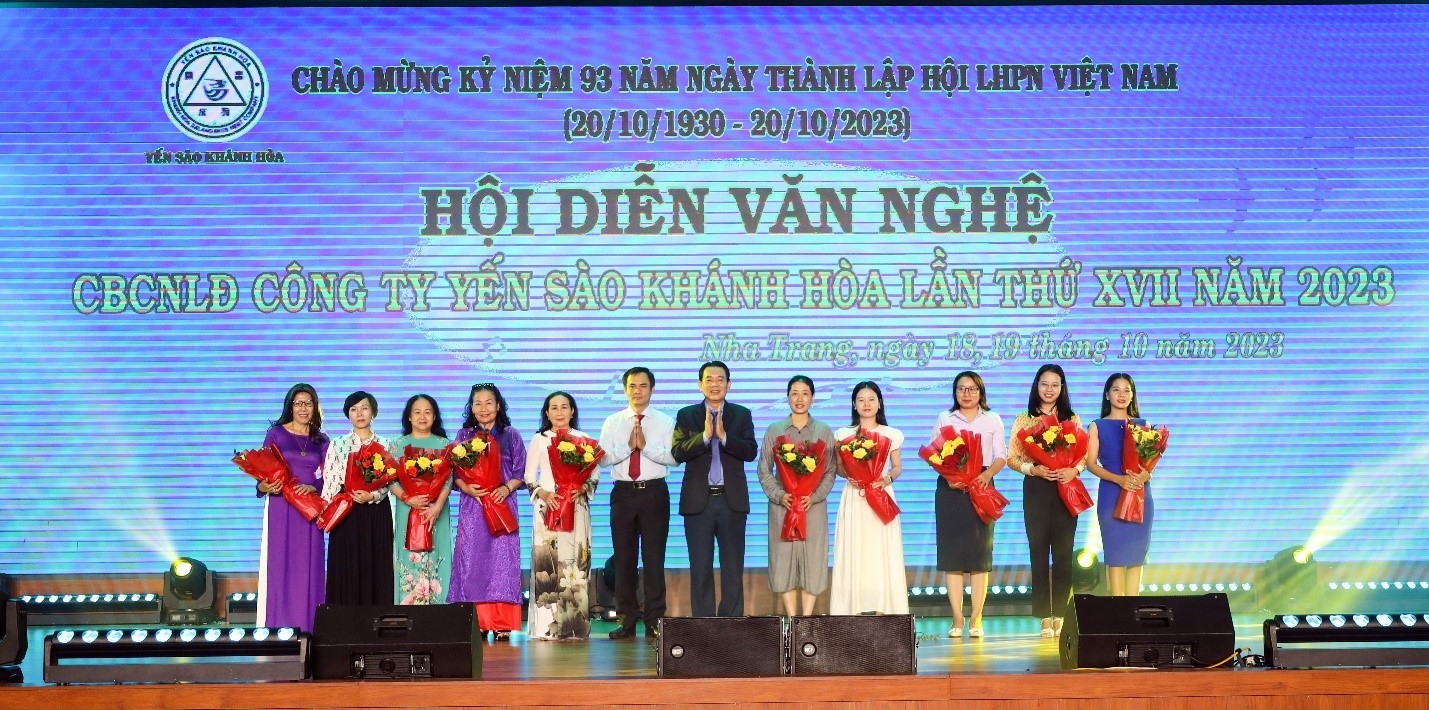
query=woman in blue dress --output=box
[1086,373,1152,596]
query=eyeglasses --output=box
[955,387,980,395]
[292,401,315,409]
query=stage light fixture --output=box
[162,557,217,625]
[226,591,258,624]
[1072,548,1105,593]
[1265,611,1429,668]
[18,592,161,626]
[44,626,309,683]
[0,599,27,684]
[1315,579,1427,614]
[1256,546,1318,612]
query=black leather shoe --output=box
[608,625,638,639]
[644,626,658,639]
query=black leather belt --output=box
[709,486,726,495]
[616,479,664,490]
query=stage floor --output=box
[7,615,1429,709]
[6,614,1255,683]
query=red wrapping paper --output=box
[836,429,900,524]
[448,434,517,536]
[233,443,326,521]
[917,427,1008,524]
[1014,414,1093,516]
[396,446,452,552]
[543,431,604,533]
[315,440,399,532]
[773,436,830,541]
[1058,477,1094,517]
[1114,422,1170,524]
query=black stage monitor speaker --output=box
[658,616,785,678]
[312,603,481,680]
[1061,593,1235,669]
[790,614,916,676]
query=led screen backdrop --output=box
[1,5,1425,576]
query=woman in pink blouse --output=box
[930,371,1007,639]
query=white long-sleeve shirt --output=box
[598,406,677,482]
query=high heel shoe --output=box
[1052,618,1064,637]
[1039,618,1054,639]
[968,624,985,639]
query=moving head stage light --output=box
[0,599,26,684]
[161,557,217,625]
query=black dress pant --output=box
[1023,476,1077,618]
[684,490,746,617]
[610,478,670,628]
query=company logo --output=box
[163,38,267,142]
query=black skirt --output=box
[325,497,395,605]
[935,480,994,572]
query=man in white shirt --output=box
[599,366,677,639]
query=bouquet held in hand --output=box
[917,427,1007,524]
[773,436,830,541]
[316,440,399,532]
[233,443,326,521]
[835,428,900,524]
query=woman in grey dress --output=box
[757,375,837,617]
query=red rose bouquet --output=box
[835,428,899,524]
[233,443,325,521]
[396,446,451,551]
[918,427,1008,524]
[447,433,517,536]
[772,436,830,541]
[1114,422,1170,523]
[543,430,604,532]
[316,440,399,532]
[1014,414,1093,516]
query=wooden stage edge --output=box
[6,668,1429,709]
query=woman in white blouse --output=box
[320,390,395,606]
[523,391,599,640]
